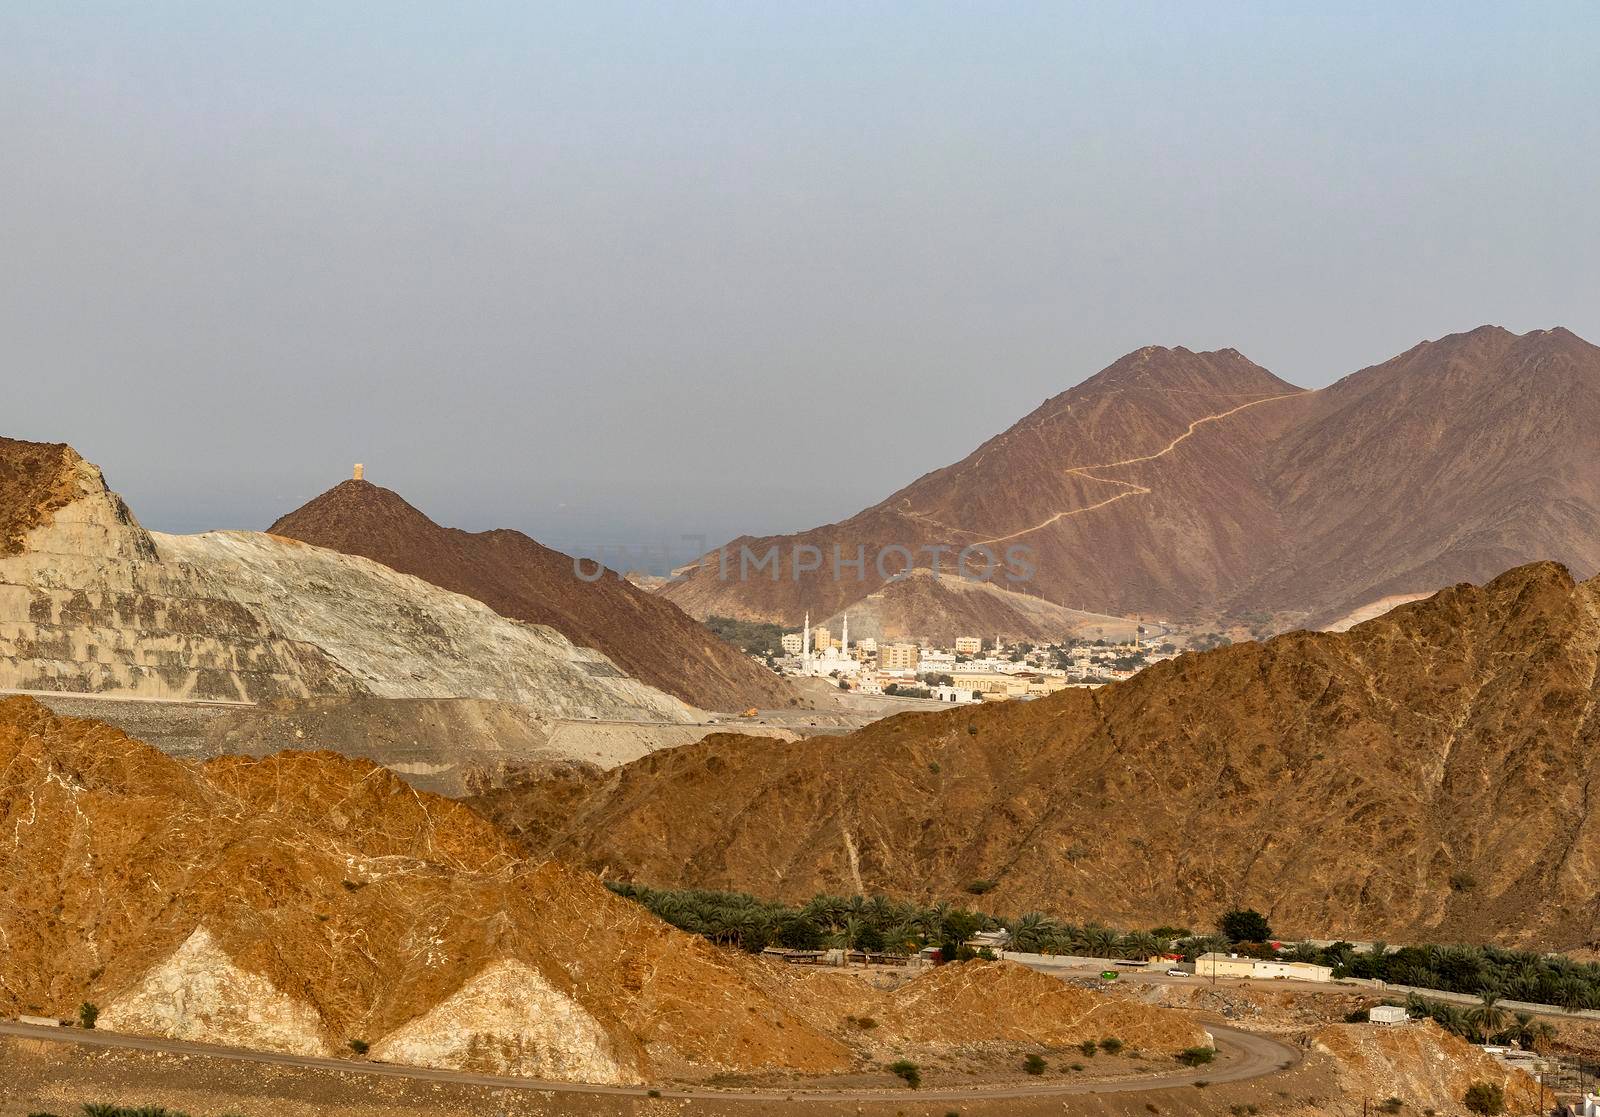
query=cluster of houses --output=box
[777,613,1174,703]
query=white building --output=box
[1369,1005,1408,1025]
[780,632,803,655]
[954,636,982,655]
[794,612,860,677]
[1194,953,1333,983]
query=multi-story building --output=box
[953,636,982,655]
[880,643,919,671]
[780,632,803,655]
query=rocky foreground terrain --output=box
[665,325,1600,635]
[0,695,1208,1086]
[269,477,796,712]
[481,561,1600,949]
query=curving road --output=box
[0,1018,1298,1104]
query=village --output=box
[774,612,1180,703]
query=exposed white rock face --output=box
[155,530,693,720]
[0,470,697,721]
[99,927,330,1056]
[371,960,640,1084]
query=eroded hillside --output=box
[268,478,796,712]
[0,435,693,722]
[0,696,1207,1085]
[664,326,1600,634]
[479,561,1600,949]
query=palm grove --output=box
[612,885,1586,1031]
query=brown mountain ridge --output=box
[269,478,795,712]
[0,695,1206,1084]
[663,326,1600,635]
[476,560,1600,950]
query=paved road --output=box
[0,1019,1297,1104]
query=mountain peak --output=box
[268,477,440,542]
[267,476,795,711]
[1071,343,1300,398]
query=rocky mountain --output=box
[0,435,752,791]
[662,326,1600,635]
[0,436,690,719]
[478,561,1600,950]
[0,695,1206,1084]
[268,477,794,712]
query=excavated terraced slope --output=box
[0,697,1207,1083]
[664,325,1600,634]
[268,478,795,712]
[480,561,1600,950]
[0,436,692,722]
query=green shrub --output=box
[1024,1053,1047,1075]
[1079,1038,1098,1056]
[77,1002,98,1030]
[347,1038,370,1055]
[1176,1046,1216,1067]
[1218,908,1271,943]
[1100,1036,1124,1055]
[888,1059,921,1088]
[965,879,997,895]
[1463,1082,1504,1116]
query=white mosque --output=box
[796,610,861,678]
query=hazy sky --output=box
[3,3,1598,565]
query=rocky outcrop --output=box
[0,697,1207,1084]
[100,927,330,1057]
[0,435,695,723]
[480,561,1600,949]
[1311,1022,1541,1114]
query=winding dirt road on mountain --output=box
[967,391,1304,547]
[0,1018,1297,1105]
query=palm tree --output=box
[1009,912,1061,953]
[1469,993,1508,1044]
[1082,925,1120,959]
[1119,931,1161,960]
[1288,941,1322,964]
[1435,1004,1472,1039]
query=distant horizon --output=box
[4,4,1596,559]
[22,318,1589,576]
